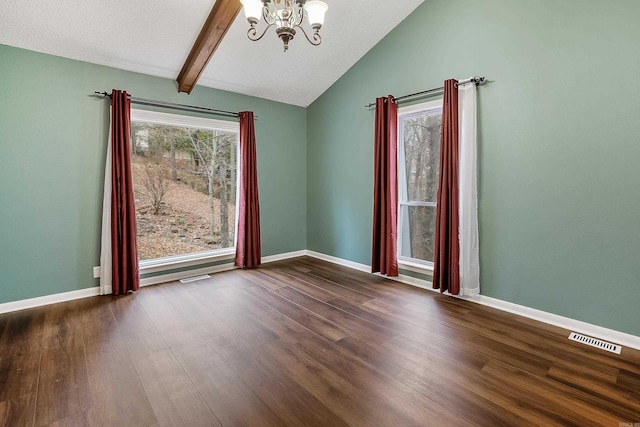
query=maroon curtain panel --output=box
[371,96,399,277]
[433,80,460,295]
[235,111,262,269]
[110,90,140,295]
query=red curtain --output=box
[110,90,140,295]
[433,80,460,295]
[371,96,399,277]
[235,111,261,269]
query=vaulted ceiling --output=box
[0,0,425,107]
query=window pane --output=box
[131,123,237,261]
[399,205,436,263]
[402,112,441,202]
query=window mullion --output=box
[399,201,436,207]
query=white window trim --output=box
[139,248,235,275]
[398,99,442,116]
[131,109,240,133]
[397,99,442,275]
[397,257,435,275]
[131,108,241,272]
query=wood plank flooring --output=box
[1,256,639,426]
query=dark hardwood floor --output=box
[1,256,639,426]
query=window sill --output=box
[398,258,434,276]
[139,248,236,275]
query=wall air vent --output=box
[568,332,621,354]
[179,275,211,284]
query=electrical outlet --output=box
[93,266,101,279]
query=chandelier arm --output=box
[295,25,322,46]
[263,6,274,25]
[248,23,276,41]
[296,3,304,26]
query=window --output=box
[130,109,239,266]
[397,100,443,268]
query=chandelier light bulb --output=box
[240,0,263,23]
[304,1,328,29]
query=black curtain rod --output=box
[364,76,485,109]
[94,91,257,119]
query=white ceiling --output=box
[0,0,425,107]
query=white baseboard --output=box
[140,263,237,287]
[0,287,100,315]
[305,250,370,273]
[391,273,436,291]
[0,249,309,314]
[304,250,640,351]
[3,249,638,351]
[141,249,308,286]
[140,250,310,286]
[262,250,308,264]
[462,294,640,352]
[306,250,436,291]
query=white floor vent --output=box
[180,275,211,284]
[568,332,621,354]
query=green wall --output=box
[307,0,640,336]
[0,44,306,304]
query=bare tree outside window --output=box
[138,163,173,215]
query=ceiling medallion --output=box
[240,0,328,52]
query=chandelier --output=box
[240,0,329,52]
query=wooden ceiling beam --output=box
[177,0,242,94]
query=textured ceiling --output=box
[0,0,425,107]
